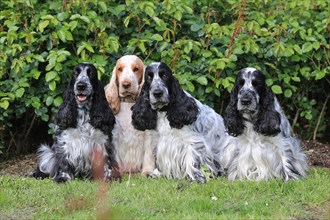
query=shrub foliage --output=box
[0,0,329,157]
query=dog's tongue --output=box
[77,95,87,101]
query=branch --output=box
[313,93,330,141]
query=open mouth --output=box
[76,94,87,102]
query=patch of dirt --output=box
[0,141,329,177]
[304,140,330,168]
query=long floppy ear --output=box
[105,68,120,114]
[90,79,116,136]
[166,78,199,129]
[224,83,245,136]
[56,78,78,130]
[254,86,281,136]
[131,82,157,131]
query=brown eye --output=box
[118,67,122,72]
[146,75,152,81]
[133,67,139,72]
[159,72,167,79]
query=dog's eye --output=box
[159,72,168,80]
[146,74,153,81]
[73,70,79,78]
[133,67,139,72]
[118,67,122,72]
[239,79,245,86]
[252,80,258,87]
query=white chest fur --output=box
[59,109,108,175]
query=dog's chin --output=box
[119,91,138,98]
[150,101,168,110]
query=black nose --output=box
[153,89,163,98]
[122,82,131,89]
[77,82,86,91]
[241,98,251,106]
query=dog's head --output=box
[73,63,97,108]
[105,55,144,114]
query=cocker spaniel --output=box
[222,67,308,181]
[29,63,120,182]
[131,62,229,183]
[104,55,158,176]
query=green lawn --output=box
[0,167,329,219]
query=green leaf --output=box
[15,88,25,98]
[45,71,57,82]
[38,20,49,33]
[0,100,9,109]
[145,6,154,17]
[57,29,66,42]
[284,89,292,98]
[98,2,107,12]
[34,55,45,62]
[302,42,313,53]
[196,76,208,85]
[80,16,90,23]
[191,23,201,32]
[312,41,320,50]
[266,79,273,86]
[151,34,163,41]
[315,70,325,80]
[85,44,94,53]
[49,81,56,91]
[291,76,300,82]
[271,85,283,94]
[202,50,212,58]
[54,96,63,107]
[31,69,41,79]
[293,45,302,54]
[185,81,195,92]
[46,96,53,106]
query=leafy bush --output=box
[0,0,329,157]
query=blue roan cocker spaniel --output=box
[131,62,230,183]
[221,67,308,181]
[29,63,120,182]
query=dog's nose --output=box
[153,89,163,98]
[241,98,251,106]
[76,82,86,91]
[122,82,131,89]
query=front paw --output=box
[54,172,73,183]
[146,169,161,179]
[191,171,206,184]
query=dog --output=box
[131,62,230,183]
[29,63,120,182]
[222,67,308,181]
[104,55,158,176]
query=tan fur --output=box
[104,55,157,176]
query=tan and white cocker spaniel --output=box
[105,55,158,176]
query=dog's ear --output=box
[105,68,120,114]
[56,78,78,130]
[166,77,199,129]
[224,83,245,137]
[131,82,157,131]
[254,86,281,136]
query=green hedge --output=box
[0,0,329,156]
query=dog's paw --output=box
[27,167,49,179]
[54,172,73,183]
[146,169,161,179]
[192,171,206,184]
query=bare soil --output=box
[0,141,329,177]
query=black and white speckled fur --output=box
[132,62,229,183]
[222,67,308,181]
[29,63,119,183]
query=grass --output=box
[0,167,329,219]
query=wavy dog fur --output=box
[222,67,308,181]
[29,63,120,182]
[131,62,230,183]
